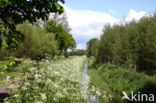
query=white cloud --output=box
[77,43,86,49]
[64,8,151,49]
[108,9,115,14]
[125,9,151,22]
[65,7,119,37]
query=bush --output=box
[14,22,59,59]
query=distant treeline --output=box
[68,49,86,56]
[87,15,156,74]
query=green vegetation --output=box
[0,59,36,86]
[0,1,156,103]
[68,49,86,56]
[45,20,76,57]
[87,15,156,74]
[0,15,76,80]
[88,58,156,103]
[4,56,92,103]
[15,22,59,59]
[0,15,76,60]
[0,0,64,49]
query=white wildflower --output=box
[6,76,10,82]
[40,93,47,101]
[45,78,51,84]
[29,67,36,71]
[21,86,27,90]
[29,97,33,100]
[13,94,19,98]
[96,90,101,96]
[55,92,63,98]
[35,101,43,103]
[54,71,60,76]
[34,74,40,79]
[53,83,58,89]
[25,82,30,86]
[36,79,42,83]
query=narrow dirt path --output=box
[0,81,19,94]
[0,81,20,102]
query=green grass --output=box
[88,59,156,103]
[0,61,36,86]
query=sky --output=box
[61,0,156,49]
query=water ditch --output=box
[83,64,99,103]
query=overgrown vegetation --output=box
[88,57,156,103]
[4,56,91,103]
[87,15,156,103]
[87,15,156,74]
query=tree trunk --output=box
[64,49,68,58]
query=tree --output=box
[45,20,76,57]
[135,16,156,72]
[14,22,59,59]
[87,15,156,74]
[0,0,65,49]
[45,20,58,33]
[98,24,116,63]
[87,38,99,57]
[63,33,76,57]
[51,12,71,32]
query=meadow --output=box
[2,56,99,103]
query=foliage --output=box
[0,57,28,76]
[0,58,36,87]
[4,56,94,103]
[0,22,24,50]
[0,0,64,49]
[88,61,156,103]
[1,15,76,59]
[68,49,86,56]
[0,57,18,72]
[45,20,76,57]
[14,22,59,59]
[87,15,156,73]
[87,38,99,58]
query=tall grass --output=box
[88,58,156,103]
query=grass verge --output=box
[0,61,37,86]
[88,58,156,103]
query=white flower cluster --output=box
[5,56,91,103]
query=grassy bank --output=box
[0,60,37,86]
[88,58,156,103]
